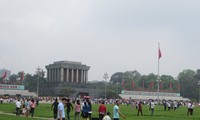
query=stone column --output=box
[53,69,55,82]
[52,69,54,82]
[61,68,64,82]
[63,68,66,82]
[48,69,51,82]
[71,69,74,82]
[85,70,88,82]
[80,70,83,83]
[49,69,51,82]
[57,68,60,82]
[66,69,69,82]
[52,69,53,82]
[47,69,49,82]
[54,69,58,82]
[51,69,53,83]
[83,70,85,83]
[76,69,79,83]
[57,68,59,82]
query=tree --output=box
[123,70,141,90]
[178,69,198,100]
[145,73,157,90]
[160,75,175,91]
[110,72,124,84]
[23,67,46,93]
[9,74,18,83]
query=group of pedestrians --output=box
[95,99,127,120]
[130,100,155,116]
[13,97,197,120]
[51,97,92,120]
[131,99,196,117]
[163,100,180,111]
[51,97,127,120]
[15,98,36,117]
[98,99,126,120]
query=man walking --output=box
[58,98,67,120]
[66,98,73,120]
[15,99,21,116]
[98,101,106,120]
[113,100,125,120]
[52,98,59,120]
[137,101,143,116]
[150,100,155,116]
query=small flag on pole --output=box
[132,81,135,88]
[1,71,7,80]
[150,81,154,88]
[169,83,172,92]
[20,71,24,81]
[159,82,162,90]
[158,47,162,59]
[121,80,124,86]
[142,80,144,88]
[177,83,180,92]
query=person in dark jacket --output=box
[86,99,92,120]
[51,98,59,120]
[66,98,73,120]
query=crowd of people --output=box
[14,98,38,117]
[51,97,93,120]
[0,96,197,120]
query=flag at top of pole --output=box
[157,43,161,99]
[158,45,162,59]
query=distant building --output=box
[41,61,96,97]
[45,61,90,83]
[0,69,11,79]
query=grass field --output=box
[0,103,199,120]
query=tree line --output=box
[1,68,200,101]
[109,69,200,101]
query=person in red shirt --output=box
[98,101,107,120]
[137,101,143,116]
[30,99,36,118]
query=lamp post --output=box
[143,79,145,91]
[157,76,161,100]
[198,81,200,103]
[36,66,42,97]
[103,72,108,100]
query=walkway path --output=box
[0,111,54,120]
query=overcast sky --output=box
[0,0,200,81]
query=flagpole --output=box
[157,43,161,100]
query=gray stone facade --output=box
[45,61,90,83]
[41,61,97,97]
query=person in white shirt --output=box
[167,101,171,111]
[103,112,111,120]
[0,98,3,104]
[58,98,67,120]
[187,102,191,115]
[190,102,194,115]
[173,101,177,110]
[150,100,155,116]
[187,102,194,115]
[15,99,21,116]
[131,100,135,111]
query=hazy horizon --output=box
[1,0,200,81]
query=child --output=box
[103,112,111,120]
[22,104,26,116]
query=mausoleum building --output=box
[45,61,90,83]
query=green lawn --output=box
[0,103,199,120]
